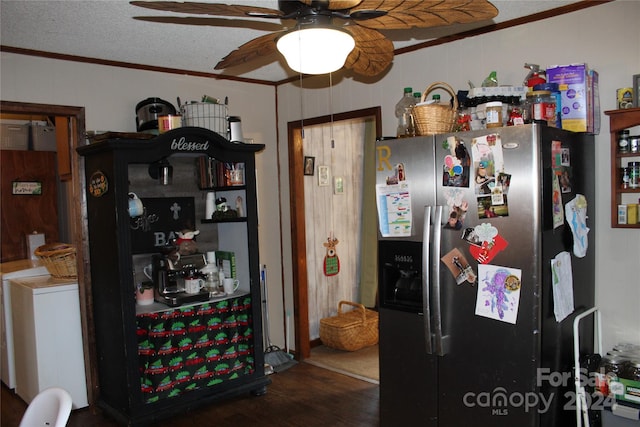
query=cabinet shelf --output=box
[201,217,247,224]
[199,185,246,192]
[605,107,640,228]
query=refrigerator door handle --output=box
[421,206,433,355]
[432,205,448,356]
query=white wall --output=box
[0,55,287,348]
[2,1,639,354]
[276,1,640,352]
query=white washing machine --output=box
[0,260,49,389]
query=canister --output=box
[485,101,503,128]
[158,114,182,133]
[534,83,561,128]
[527,90,556,127]
[618,205,627,225]
[627,204,638,225]
[630,135,639,153]
[617,88,634,109]
[618,130,630,153]
[629,162,640,189]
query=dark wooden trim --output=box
[287,106,381,360]
[0,45,278,87]
[0,100,98,405]
[394,0,612,56]
[1,1,609,87]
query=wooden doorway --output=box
[287,107,381,359]
[0,101,96,402]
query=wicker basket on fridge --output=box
[413,81,459,135]
[34,243,77,279]
[319,301,379,351]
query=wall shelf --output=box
[605,107,640,228]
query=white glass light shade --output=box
[276,27,355,75]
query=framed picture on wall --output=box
[318,166,330,186]
[333,176,344,195]
[304,156,315,176]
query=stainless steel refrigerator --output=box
[376,124,596,426]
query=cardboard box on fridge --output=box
[547,63,600,134]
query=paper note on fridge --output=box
[475,264,522,324]
[551,251,575,323]
[376,181,412,237]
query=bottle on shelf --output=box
[431,94,441,104]
[395,87,416,138]
[202,251,220,293]
[218,260,226,289]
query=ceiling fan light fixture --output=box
[276,27,355,75]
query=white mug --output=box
[184,278,205,294]
[223,278,239,294]
[128,192,144,217]
[136,286,155,306]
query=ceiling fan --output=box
[131,0,499,77]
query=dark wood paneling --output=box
[0,150,59,261]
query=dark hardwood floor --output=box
[1,362,379,427]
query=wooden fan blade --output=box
[134,16,286,31]
[351,0,499,29]
[299,0,364,10]
[130,1,284,18]
[343,25,393,77]
[214,31,282,71]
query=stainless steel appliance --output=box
[152,253,209,306]
[376,124,596,426]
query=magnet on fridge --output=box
[466,223,509,264]
[441,248,476,285]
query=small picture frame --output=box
[333,176,344,195]
[303,156,315,176]
[12,181,42,195]
[318,165,330,186]
[634,74,640,108]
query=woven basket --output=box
[319,301,379,352]
[34,243,77,279]
[413,81,459,135]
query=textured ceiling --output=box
[1,0,588,84]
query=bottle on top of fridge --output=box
[395,87,416,138]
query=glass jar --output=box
[629,162,640,189]
[630,135,639,153]
[485,101,503,128]
[597,355,628,395]
[619,130,630,153]
[534,83,561,128]
[527,90,556,126]
[623,360,640,382]
[622,167,630,189]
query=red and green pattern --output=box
[136,296,255,403]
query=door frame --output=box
[0,101,96,402]
[287,106,381,359]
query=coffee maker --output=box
[152,252,209,306]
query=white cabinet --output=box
[10,275,88,408]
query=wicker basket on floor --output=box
[34,243,77,279]
[413,81,458,135]
[320,301,379,352]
